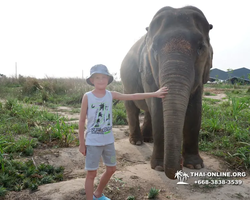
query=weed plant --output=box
[200,87,250,170]
[113,101,128,125]
[0,159,64,196]
[1,77,249,173]
[0,76,124,108]
[0,100,71,197]
[147,187,159,199]
[127,196,136,200]
[0,99,77,155]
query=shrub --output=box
[0,186,7,197]
[113,108,127,125]
[247,87,250,93]
[148,187,159,199]
[22,77,43,95]
[0,159,64,197]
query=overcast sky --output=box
[0,0,249,79]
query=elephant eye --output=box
[197,43,204,55]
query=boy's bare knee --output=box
[106,166,116,175]
[86,170,97,179]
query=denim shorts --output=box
[85,143,116,171]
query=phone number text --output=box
[194,179,243,185]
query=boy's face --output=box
[90,73,109,89]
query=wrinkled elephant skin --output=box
[120,6,213,179]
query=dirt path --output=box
[4,94,250,200]
[6,128,250,200]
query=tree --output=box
[175,170,189,184]
[227,69,233,79]
[174,170,183,180]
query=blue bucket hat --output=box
[86,64,114,86]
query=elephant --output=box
[120,6,213,179]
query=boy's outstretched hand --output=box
[155,87,168,98]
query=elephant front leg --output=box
[141,111,153,142]
[183,88,204,169]
[125,100,143,145]
[147,98,164,171]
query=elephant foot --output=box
[155,166,164,171]
[183,154,204,169]
[143,137,153,143]
[129,137,143,145]
[151,159,164,171]
[141,126,153,143]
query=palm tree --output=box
[176,170,189,184]
[182,173,189,182]
[174,170,183,181]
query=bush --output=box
[22,78,43,95]
[0,159,64,197]
[113,102,127,125]
[0,186,7,197]
[148,187,159,199]
[247,87,250,93]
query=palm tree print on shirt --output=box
[91,103,111,133]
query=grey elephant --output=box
[120,6,213,179]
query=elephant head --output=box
[145,6,213,179]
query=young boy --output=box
[78,64,168,200]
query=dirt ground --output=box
[4,89,250,200]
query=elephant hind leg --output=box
[141,111,153,143]
[125,100,143,145]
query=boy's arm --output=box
[78,94,88,155]
[111,87,168,101]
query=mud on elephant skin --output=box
[120,6,213,179]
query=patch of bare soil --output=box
[204,93,227,100]
[203,87,228,102]
[4,105,250,200]
[204,87,231,95]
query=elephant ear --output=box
[203,24,213,83]
[203,65,211,84]
[139,46,155,85]
[203,47,213,84]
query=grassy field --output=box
[201,85,250,170]
[0,76,249,197]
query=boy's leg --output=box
[85,145,103,200]
[85,170,97,200]
[94,143,116,198]
[93,166,116,198]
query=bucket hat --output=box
[86,64,113,86]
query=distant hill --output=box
[209,67,250,81]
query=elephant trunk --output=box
[159,55,194,179]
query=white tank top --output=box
[85,90,114,146]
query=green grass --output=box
[201,87,250,170]
[0,77,249,197]
[0,76,124,108]
[113,101,128,125]
[0,99,78,148]
[203,97,221,104]
[127,196,136,200]
[0,159,64,193]
[0,186,7,197]
[0,98,78,197]
[0,77,125,197]
[204,91,216,96]
[147,187,159,199]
